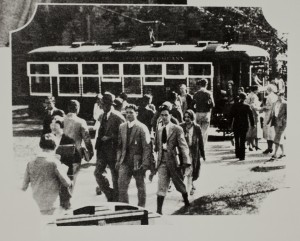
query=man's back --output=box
[194,89,214,112]
[137,107,155,131]
[230,102,254,131]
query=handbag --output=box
[56,144,76,157]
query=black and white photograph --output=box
[0,0,299,240]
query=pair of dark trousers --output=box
[94,150,118,201]
[234,130,247,159]
[118,163,146,207]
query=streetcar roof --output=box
[28,43,269,58]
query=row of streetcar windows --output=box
[28,63,212,97]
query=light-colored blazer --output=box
[154,123,191,168]
[267,100,287,129]
[116,120,151,170]
[64,113,94,157]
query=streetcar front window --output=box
[82,64,98,75]
[82,77,99,94]
[30,64,49,75]
[59,77,80,94]
[189,64,211,75]
[145,64,162,75]
[123,64,140,75]
[166,64,184,75]
[58,64,78,75]
[124,77,142,97]
[103,64,119,75]
[31,76,51,93]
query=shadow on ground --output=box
[251,165,285,172]
[173,181,279,215]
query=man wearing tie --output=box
[154,105,191,215]
[116,104,151,207]
[94,92,125,201]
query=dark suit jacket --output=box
[180,122,205,180]
[95,110,125,159]
[116,120,151,170]
[229,101,255,132]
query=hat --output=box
[239,92,247,100]
[113,97,123,107]
[102,92,115,105]
[228,80,234,85]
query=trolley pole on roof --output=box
[97,6,164,42]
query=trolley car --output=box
[27,41,269,121]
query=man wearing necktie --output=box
[94,92,125,202]
[116,104,151,207]
[154,105,191,215]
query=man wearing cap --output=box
[63,100,94,188]
[42,96,65,135]
[116,104,151,207]
[94,92,125,201]
[193,79,215,145]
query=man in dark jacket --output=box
[94,92,125,201]
[229,92,255,161]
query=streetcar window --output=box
[145,77,163,84]
[58,64,78,75]
[145,64,162,75]
[82,77,99,94]
[103,64,119,75]
[123,64,140,75]
[82,64,98,75]
[124,77,142,96]
[30,64,49,74]
[31,77,51,93]
[166,64,184,75]
[59,77,80,94]
[189,64,211,75]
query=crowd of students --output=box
[21,77,287,216]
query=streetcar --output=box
[26,40,269,122]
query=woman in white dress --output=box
[260,84,278,154]
[245,85,262,151]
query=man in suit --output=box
[116,104,151,207]
[64,100,94,183]
[154,105,191,215]
[94,92,125,201]
[42,96,65,135]
[193,79,215,145]
[229,92,255,161]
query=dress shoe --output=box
[263,149,271,154]
[239,158,245,161]
[95,186,102,195]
